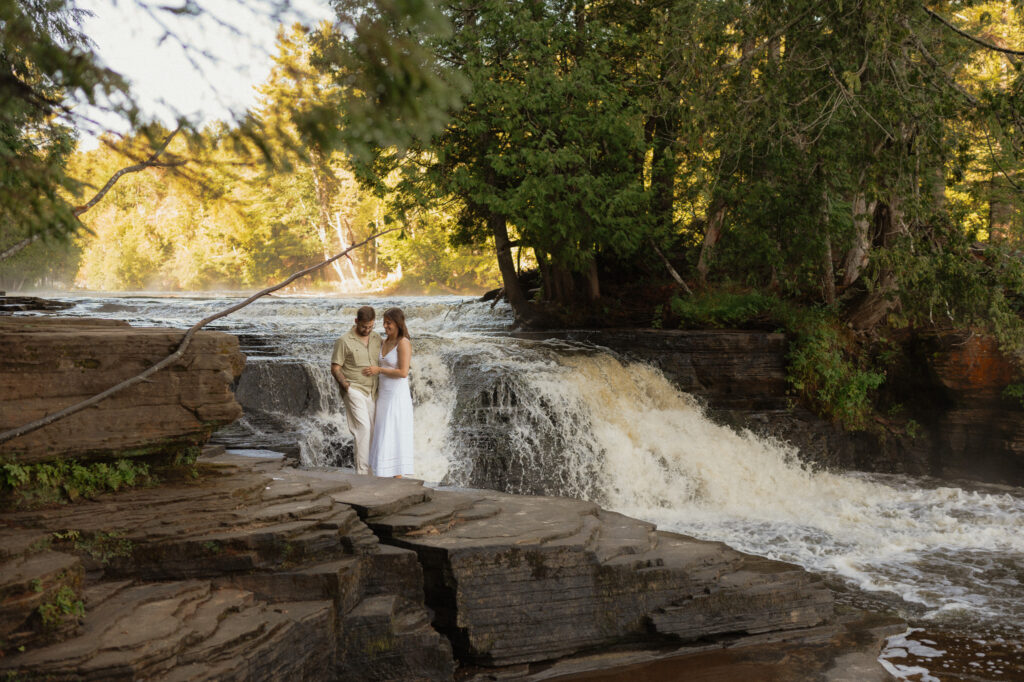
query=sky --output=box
[76,0,333,146]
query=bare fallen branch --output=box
[0,234,41,262]
[0,228,397,447]
[651,242,692,295]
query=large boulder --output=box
[0,317,245,463]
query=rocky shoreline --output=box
[0,449,901,680]
[0,313,909,679]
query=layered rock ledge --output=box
[0,317,245,463]
[0,450,899,680]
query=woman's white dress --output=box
[369,344,415,477]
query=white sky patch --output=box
[74,0,333,146]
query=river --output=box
[50,292,1024,681]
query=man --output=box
[330,306,383,475]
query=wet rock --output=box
[0,317,245,463]
[915,332,1024,484]
[0,295,74,314]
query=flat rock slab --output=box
[334,477,836,667]
[0,316,245,462]
[467,612,905,682]
[2,580,333,681]
[0,451,455,680]
[0,454,879,679]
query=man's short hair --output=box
[356,306,376,322]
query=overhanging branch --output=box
[0,228,397,447]
[923,5,1024,57]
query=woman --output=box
[363,307,414,478]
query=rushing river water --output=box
[46,292,1024,680]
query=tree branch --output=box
[922,5,1024,57]
[0,234,42,262]
[651,242,692,295]
[0,228,397,447]
[0,128,186,264]
[725,2,822,70]
[74,127,185,216]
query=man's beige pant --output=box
[343,387,375,475]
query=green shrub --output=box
[670,290,886,431]
[671,289,776,328]
[37,584,84,630]
[1003,382,1024,408]
[0,458,154,509]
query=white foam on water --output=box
[880,629,947,682]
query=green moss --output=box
[363,634,398,655]
[37,584,84,631]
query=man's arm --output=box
[331,363,350,392]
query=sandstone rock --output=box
[0,452,456,681]
[0,317,245,463]
[0,295,74,314]
[915,332,1024,483]
[0,550,84,651]
[3,580,334,681]
[332,481,834,667]
[0,452,892,680]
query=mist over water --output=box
[49,292,1024,674]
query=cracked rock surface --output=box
[1,451,896,680]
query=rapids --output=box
[47,292,1024,679]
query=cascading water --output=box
[48,292,1024,679]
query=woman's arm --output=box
[363,338,411,378]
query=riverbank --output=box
[0,448,901,680]
[6,297,1024,679]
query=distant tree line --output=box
[1,0,1022,347]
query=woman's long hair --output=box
[383,307,411,340]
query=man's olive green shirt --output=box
[331,327,383,398]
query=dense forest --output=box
[2,0,1023,426]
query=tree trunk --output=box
[332,213,362,286]
[491,213,532,321]
[822,236,836,305]
[310,150,344,285]
[585,258,600,302]
[841,194,875,288]
[697,200,726,286]
[930,166,947,216]
[549,262,576,306]
[536,249,553,303]
[847,200,903,331]
[989,197,1013,242]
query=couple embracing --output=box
[330,306,414,478]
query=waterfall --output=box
[407,343,1024,629]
